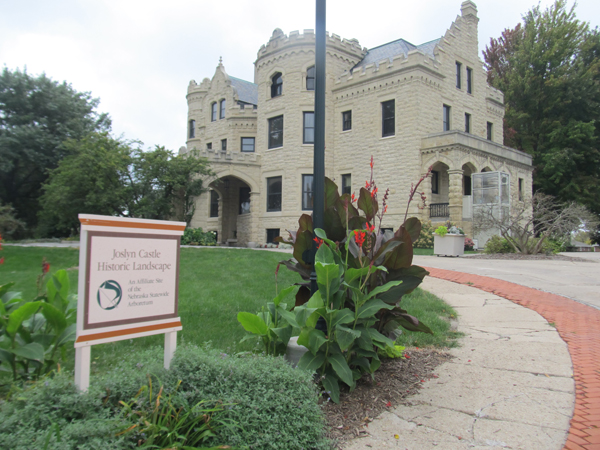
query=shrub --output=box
[484,235,515,254]
[414,220,434,248]
[181,227,217,246]
[434,225,448,237]
[464,237,475,251]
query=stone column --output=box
[448,169,464,223]
[421,171,433,223]
[249,191,261,244]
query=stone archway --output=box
[210,175,252,246]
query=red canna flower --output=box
[42,259,50,274]
[313,237,323,249]
[354,230,366,248]
[366,222,375,234]
[370,156,374,169]
[0,257,4,265]
[365,180,370,189]
[371,187,378,198]
[351,192,356,203]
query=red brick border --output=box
[424,267,600,450]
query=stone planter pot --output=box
[285,336,308,368]
[434,234,465,257]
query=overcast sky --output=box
[1,0,599,153]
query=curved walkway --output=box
[425,267,600,450]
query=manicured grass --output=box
[413,248,479,255]
[396,287,463,348]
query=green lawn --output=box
[0,245,461,375]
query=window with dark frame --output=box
[487,122,493,140]
[221,139,227,151]
[271,72,282,98]
[518,178,524,201]
[210,190,219,217]
[267,176,282,212]
[188,119,195,139]
[467,67,473,94]
[341,174,351,195]
[206,142,212,150]
[463,175,472,195]
[342,110,352,131]
[431,170,439,194]
[211,102,217,122]
[382,100,395,137]
[239,187,251,215]
[306,66,315,91]
[302,174,314,210]
[465,113,471,133]
[219,99,226,119]
[456,61,462,89]
[241,137,255,152]
[266,228,280,244]
[443,105,451,131]
[268,115,284,149]
[303,112,315,144]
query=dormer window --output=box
[306,66,315,91]
[219,99,226,119]
[271,72,282,98]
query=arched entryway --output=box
[209,175,252,246]
[429,162,450,219]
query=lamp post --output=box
[310,0,326,297]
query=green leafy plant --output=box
[0,261,76,381]
[272,158,433,402]
[414,220,434,249]
[181,227,217,246]
[484,235,515,254]
[434,225,448,237]
[237,285,296,356]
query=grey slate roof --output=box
[353,37,441,72]
[230,76,258,105]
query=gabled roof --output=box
[352,37,441,72]
[230,76,258,105]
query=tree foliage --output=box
[0,68,110,232]
[483,1,600,214]
[39,133,214,236]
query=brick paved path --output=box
[425,267,600,450]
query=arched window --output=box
[306,66,315,91]
[219,99,226,119]
[271,72,282,98]
[211,102,217,122]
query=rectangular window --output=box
[467,67,473,94]
[210,190,219,217]
[303,112,315,144]
[443,105,451,131]
[241,137,255,152]
[456,61,462,89]
[431,170,439,194]
[266,228,280,244]
[463,175,472,195]
[268,115,284,149]
[267,176,282,212]
[188,120,196,139]
[221,139,227,151]
[211,102,217,122]
[239,187,250,215]
[306,66,315,91]
[219,99,226,119]
[487,122,493,140]
[518,178,524,201]
[341,174,351,195]
[465,113,471,133]
[302,174,314,210]
[342,110,352,131]
[382,100,395,137]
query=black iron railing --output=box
[430,203,449,218]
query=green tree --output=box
[40,133,214,236]
[483,1,600,214]
[0,68,110,232]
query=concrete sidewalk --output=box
[343,276,574,450]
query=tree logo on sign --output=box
[97,280,123,310]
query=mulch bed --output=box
[322,348,452,445]
[465,253,594,262]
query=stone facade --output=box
[181,1,533,247]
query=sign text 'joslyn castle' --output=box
[180,1,533,248]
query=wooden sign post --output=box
[74,214,186,391]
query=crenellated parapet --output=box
[255,28,366,71]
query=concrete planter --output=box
[285,336,308,368]
[434,234,465,257]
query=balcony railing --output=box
[430,203,449,218]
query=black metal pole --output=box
[311,0,326,297]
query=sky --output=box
[1,0,599,153]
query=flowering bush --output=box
[263,158,432,402]
[413,220,434,249]
[464,237,475,251]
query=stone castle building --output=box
[180,1,533,247]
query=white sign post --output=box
[74,214,186,391]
